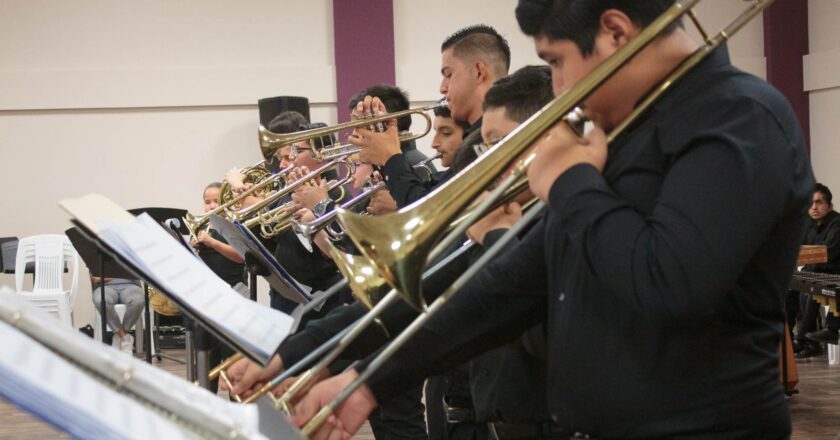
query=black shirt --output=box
[801,210,840,273]
[363,46,814,438]
[381,120,482,208]
[197,229,245,287]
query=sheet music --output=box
[0,291,270,440]
[209,215,313,304]
[97,213,293,363]
[0,316,194,439]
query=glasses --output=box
[289,145,312,157]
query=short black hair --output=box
[348,84,412,132]
[516,0,678,55]
[267,110,309,134]
[483,65,553,123]
[433,105,471,132]
[441,24,511,78]
[816,183,833,206]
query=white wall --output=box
[807,0,840,193]
[393,0,766,158]
[0,0,337,327]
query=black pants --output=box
[368,384,428,440]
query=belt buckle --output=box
[442,398,473,424]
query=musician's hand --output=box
[297,208,317,224]
[194,230,215,246]
[293,179,331,212]
[527,122,607,202]
[291,369,377,440]
[227,355,284,398]
[288,166,317,185]
[224,168,247,191]
[366,190,397,215]
[348,97,400,166]
[467,200,523,245]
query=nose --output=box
[439,78,448,96]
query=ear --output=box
[473,60,490,84]
[598,9,637,49]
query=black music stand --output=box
[0,237,18,274]
[66,227,136,347]
[66,207,188,365]
[128,208,190,367]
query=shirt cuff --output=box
[548,163,606,212]
[276,331,320,367]
[483,228,509,247]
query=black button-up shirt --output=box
[802,210,840,273]
[364,46,814,438]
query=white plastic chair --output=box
[14,234,79,328]
[12,291,73,327]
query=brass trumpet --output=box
[233,159,355,238]
[183,165,293,239]
[258,100,447,159]
[290,180,387,251]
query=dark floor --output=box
[1,348,839,439]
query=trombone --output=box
[301,0,775,435]
[258,100,447,160]
[332,0,742,311]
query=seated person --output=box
[794,183,840,358]
[91,276,144,355]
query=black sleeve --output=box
[380,153,435,208]
[277,302,384,367]
[544,98,802,325]
[276,239,479,368]
[364,221,549,403]
[808,216,840,273]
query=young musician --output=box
[192,182,246,285]
[192,182,247,391]
[351,25,510,207]
[294,2,814,438]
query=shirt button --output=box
[552,414,559,422]
[558,292,565,302]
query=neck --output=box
[603,31,699,131]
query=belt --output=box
[442,395,475,424]
[443,404,475,424]
[489,421,572,440]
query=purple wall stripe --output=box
[332,0,396,126]
[763,0,810,152]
